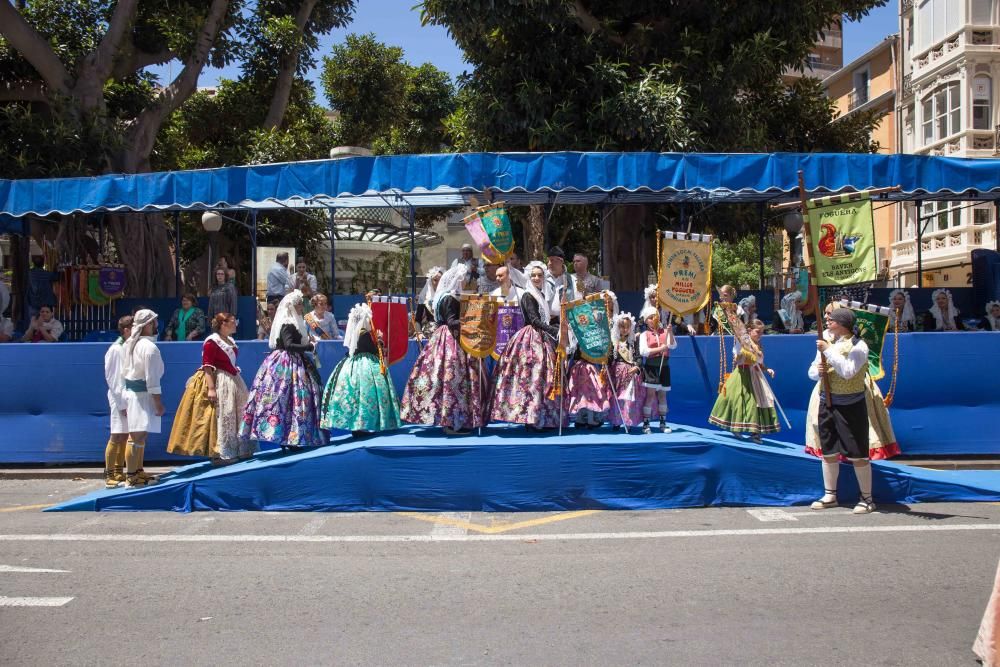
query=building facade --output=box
[892,0,1000,287]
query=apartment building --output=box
[785,20,845,83]
[892,0,1000,286]
[823,35,900,282]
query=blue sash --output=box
[124,378,148,392]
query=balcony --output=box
[890,221,997,271]
[916,129,999,156]
[848,89,869,111]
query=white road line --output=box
[746,509,799,522]
[0,565,69,574]
[0,523,998,543]
[431,512,471,539]
[0,596,74,607]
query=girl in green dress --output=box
[708,318,780,442]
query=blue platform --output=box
[46,424,1000,513]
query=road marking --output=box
[396,509,601,534]
[0,565,69,574]
[429,512,471,538]
[0,596,73,607]
[0,504,54,513]
[746,509,798,522]
[0,523,998,543]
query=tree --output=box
[421,0,888,286]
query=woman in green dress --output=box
[708,318,780,443]
[320,302,401,436]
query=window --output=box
[974,207,993,225]
[907,15,914,49]
[916,0,960,51]
[924,201,963,231]
[921,82,961,144]
[973,76,992,130]
[972,0,994,24]
[852,67,870,107]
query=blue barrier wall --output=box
[0,331,997,463]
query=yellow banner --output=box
[459,295,501,359]
[656,232,713,316]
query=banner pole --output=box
[796,171,832,409]
[604,365,628,434]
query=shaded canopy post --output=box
[995,200,1000,253]
[408,203,416,303]
[916,200,925,288]
[326,207,336,298]
[250,209,258,299]
[173,211,181,298]
[757,202,766,290]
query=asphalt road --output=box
[1,479,998,666]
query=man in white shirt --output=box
[478,263,500,295]
[807,307,875,515]
[103,315,132,488]
[545,245,571,311]
[451,243,483,291]
[490,266,522,303]
[570,253,604,297]
[266,252,294,304]
[294,260,318,300]
[122,309,165,488]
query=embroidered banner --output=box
[493,304,524,360]
[806,192,877,286]
[656,232,713,316]
[839,300,891,380]
[459,295,501,359]
[370,297,410,365]
[464,202,515,265]
[98,267,126,299]
[564,293,612,364]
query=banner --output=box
[564,293,612,364]
[806,192,877,286]
[493,304,525,360]
[87,270,111,306]
[98,267,126,299]
[464,203,515,265]
[459,295,500,359]
[839,300,890,380]
[656,232,713,316]
[369,297,410,365]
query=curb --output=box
[0,467,173,480]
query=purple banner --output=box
[493,305,524,359]
[98,267,126,298]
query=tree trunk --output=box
[600,204,658,291]
[523,204,546,261]
[106,212,177,298]
[263,0,319,130]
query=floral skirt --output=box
[565,359,612,417]
[489,326,563,428]
[239,350,326,447]
[804,376,901,460]
[400,325,485,430]
[607,361,646,427]
[169,369,254,459]
[320,352,401,433]
[708,367,780,436]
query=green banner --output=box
[464,203,515,264]
[806,192,877,287]
[846,303,890,380]
[564,294,612,364]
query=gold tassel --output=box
[548,347,566,400]
[884,313,900,408]
[365,293,388,376]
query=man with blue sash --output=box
[122,309,165,488]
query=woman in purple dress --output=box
[400,264,485,435]
[489,261,563,431]
[607,311,645,430]
[240,290,326,448]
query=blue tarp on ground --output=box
[1,331,998,463]
[45,425,1000,513]
[5,152,1000,216]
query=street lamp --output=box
[202,211,223,289]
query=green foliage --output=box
[240,0,355,80]
[711,234,784,291]
[320,33,456,153]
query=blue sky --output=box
[156,3,899,97]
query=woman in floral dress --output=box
[489,261,563,431]
[400,263,485,435]
[240,290,326,448]
[320,302,401,435]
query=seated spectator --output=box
[305,294,341,340]
[981,301,1000,331]
[773,292,805,334]
[163,293,207,341]
[738,295,757,325]
[0,314,14,342]
[257,300,276,340]
[21,304,63,343]
[888,289,916,332]
[922,288,965,331]
[293,261,318,301]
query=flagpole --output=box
[796,171,833,409]
[604,365,629,434]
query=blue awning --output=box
[2,151,1000,217]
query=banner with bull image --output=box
[459,294,501,359]
[656,232,713,316]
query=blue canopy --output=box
[2,151,1000,217]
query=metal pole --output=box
[408,204,416,303]
[995,200,1000,253]
[915,200,924,288]
[327,208,336,297]
[757,202,766,290]
[250,209,258,300]
[173,211,181,297]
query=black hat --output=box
[547,245,565,259]
[828,307,856,330]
